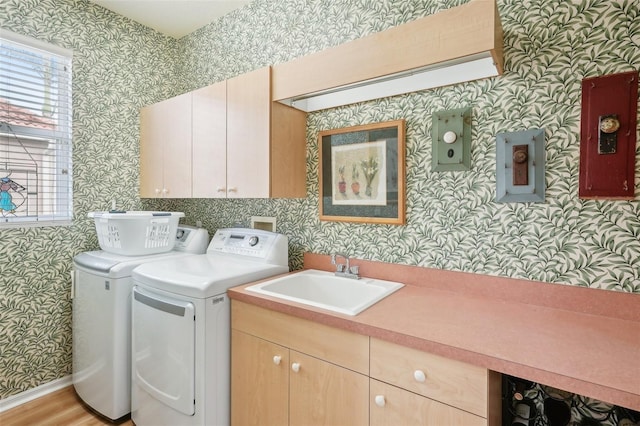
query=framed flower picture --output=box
[318,119,406,225]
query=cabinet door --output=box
[192,81,227,198]
[371,380,486,426]
[139,93,192,198]
[231,330,288,426]
[289,351,368,426]
[227,66,271,198]
[161,92,192,198]
[140,100,167,198]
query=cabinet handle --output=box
[374,395,386,407]
[162,188,168,195]
[273,355,281,365]
[154,188,161,195]
[227,187,238,193]
[291,362,300,373]
[217,187,226,192]
[414,369,426,382]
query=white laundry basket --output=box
[89,211,185,255]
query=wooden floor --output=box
[0,386,134,426]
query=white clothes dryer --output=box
[72,225,209,420]
[130,228,289,426]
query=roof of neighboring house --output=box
[0,98,56,130]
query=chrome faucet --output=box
[331,253,360,279]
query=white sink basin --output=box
[245,269,404,316]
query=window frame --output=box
[0,30,73,228]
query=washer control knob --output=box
[248,236,259,246]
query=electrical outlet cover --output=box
[432,107,471,171]
[496,128,545,203]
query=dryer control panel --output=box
[174,226,209,254]
[207,228,288,266]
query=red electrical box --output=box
[579,70,638,199]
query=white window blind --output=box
[0,30,73,227]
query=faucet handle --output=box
[349,265,359,275]
[336,263,346,273]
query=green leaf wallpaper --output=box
[0,0,638,419]
[155,0,640,293]
[1,0,176,398]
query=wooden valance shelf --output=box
[272,0,503,111]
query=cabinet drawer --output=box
[370,379,486,426]
[232,301,369,374]
[370,338,489,417]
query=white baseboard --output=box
[0,376,73,413]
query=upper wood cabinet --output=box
[140,66,307,199]
[226,66,307,198]
[192,81,227,198]
[140,82,226,199]
[140,92,192,198]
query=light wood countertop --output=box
[227,253,640,411]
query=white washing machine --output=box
[72,225,209,421]
[131,228,289,426]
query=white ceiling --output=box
[89,0,252,38]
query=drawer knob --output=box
[414,369,426,382]
[273,355,281,365]
[291,362,300,373]
[374,395,386,407]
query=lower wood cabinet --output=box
[370,338,501,426]
[230,300,501,426]
[231,301,369,426]
[289,350,368,426]
[231,329,289,426]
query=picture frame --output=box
[318,119,406,225]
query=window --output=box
[0,30,72,227]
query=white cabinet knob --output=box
[414,369,426,382]
[374,395,386,407]
[273,355,281,365]
[162,188,168,195]
[291,362,300,373]
[227,187,238,193]
[154,188,161,195]
[443,131,457,144]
